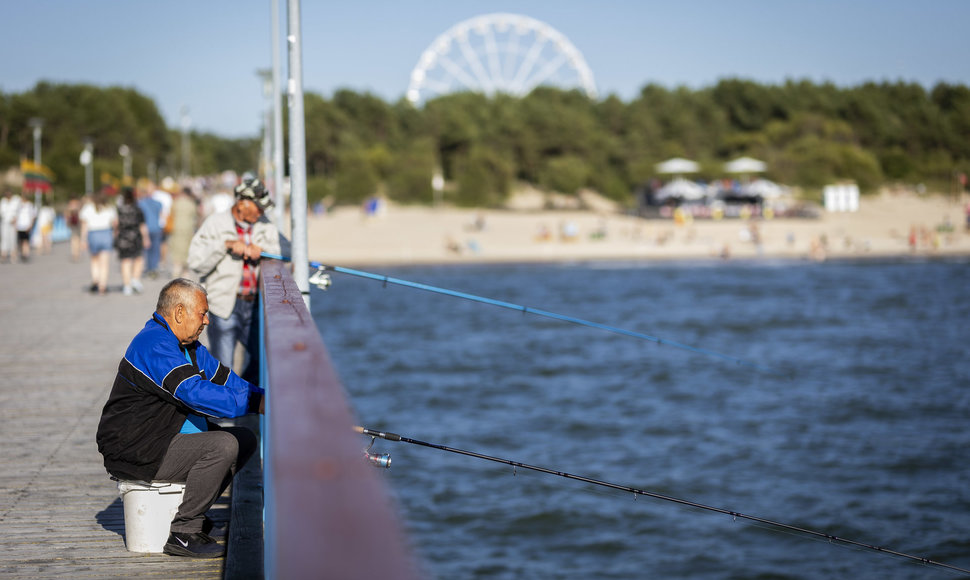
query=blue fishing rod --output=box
[262,252,785,376]
[356,426,970,576]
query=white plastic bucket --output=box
[117,480,186,553]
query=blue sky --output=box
[4,0,968,138]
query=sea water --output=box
[310,257,970,579]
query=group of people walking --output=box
[71,179,200,295]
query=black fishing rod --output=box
[262,252,785,376]
[356,426,970,576]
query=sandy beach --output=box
[301,191,970,267]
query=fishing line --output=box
[262,252,785,376]
[356,426,970,576]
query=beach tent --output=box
[655,157,700,175]
[654,177,706,201]
[724,156,767,174]
[740,178,788,199]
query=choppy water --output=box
[310,257,970,579]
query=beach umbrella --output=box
[724,156,767,173]
[655,177,706,201]
[655,157,700,175]
[741,178,788,199]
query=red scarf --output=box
[235,223,258,296]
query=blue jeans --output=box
[206,296,260,384]
[144,230,163,272]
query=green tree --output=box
[454,144,512,207]
[334,147,379,204]
[539,155,590,194]
[386,136,436,204]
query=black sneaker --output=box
[163,531,224,558]
[202,515,216,535]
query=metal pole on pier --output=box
[271,0,286,227]
[81,138,94,195]
[29,118,43,208]
[179,106,191,179]
[286,0,309,308]
[256,68,273,197]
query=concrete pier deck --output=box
[0,243,238,578]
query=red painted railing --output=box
[260,260,419,579]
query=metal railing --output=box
[259,260,419,579]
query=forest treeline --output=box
[1,79,968,207]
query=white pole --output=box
[257,69,273,190]
[272,0,286,227]
[287,0,309,308]
[80,139,94,195]
[119,144,131,184]
[29,118,43,208]
[180,106,191,179]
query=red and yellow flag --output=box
[20,159,54,192]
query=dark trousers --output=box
[153,425,257,534]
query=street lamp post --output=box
[180,106,191,178]
[257,68,274,207]
[80,138,94,195]
[119,144,132,185]
[271,0,285,226]
[287,0,309,307]
[28,118,44,207]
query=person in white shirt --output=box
[14,192,37,262]
[0,190,20,263]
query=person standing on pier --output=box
[0,189,19,263]
[114,187,148,295]
[187,178,279,384]
[137,183,164,278]
[167,186,201,278]
[96,278,262,558]
[79,191,117,294]
[14,191,37,262]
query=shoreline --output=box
[300,191,970,268]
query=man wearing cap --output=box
[187,178,280,383]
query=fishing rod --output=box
[261,252,785,376]
[356,426,970,576]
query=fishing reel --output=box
[364,436,391,469]
[309,267,332,291]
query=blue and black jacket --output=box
[96,313,263,481]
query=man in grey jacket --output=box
[187,178,280,383]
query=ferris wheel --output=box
[407,13,597,105]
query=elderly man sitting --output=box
[96,278,262,558]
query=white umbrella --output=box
[724,156,767,174]
[655,157,700,174]
[655,177,706,201]
[740,178,788,199]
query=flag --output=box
[20,159,54,192]
[100,172,120,195]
